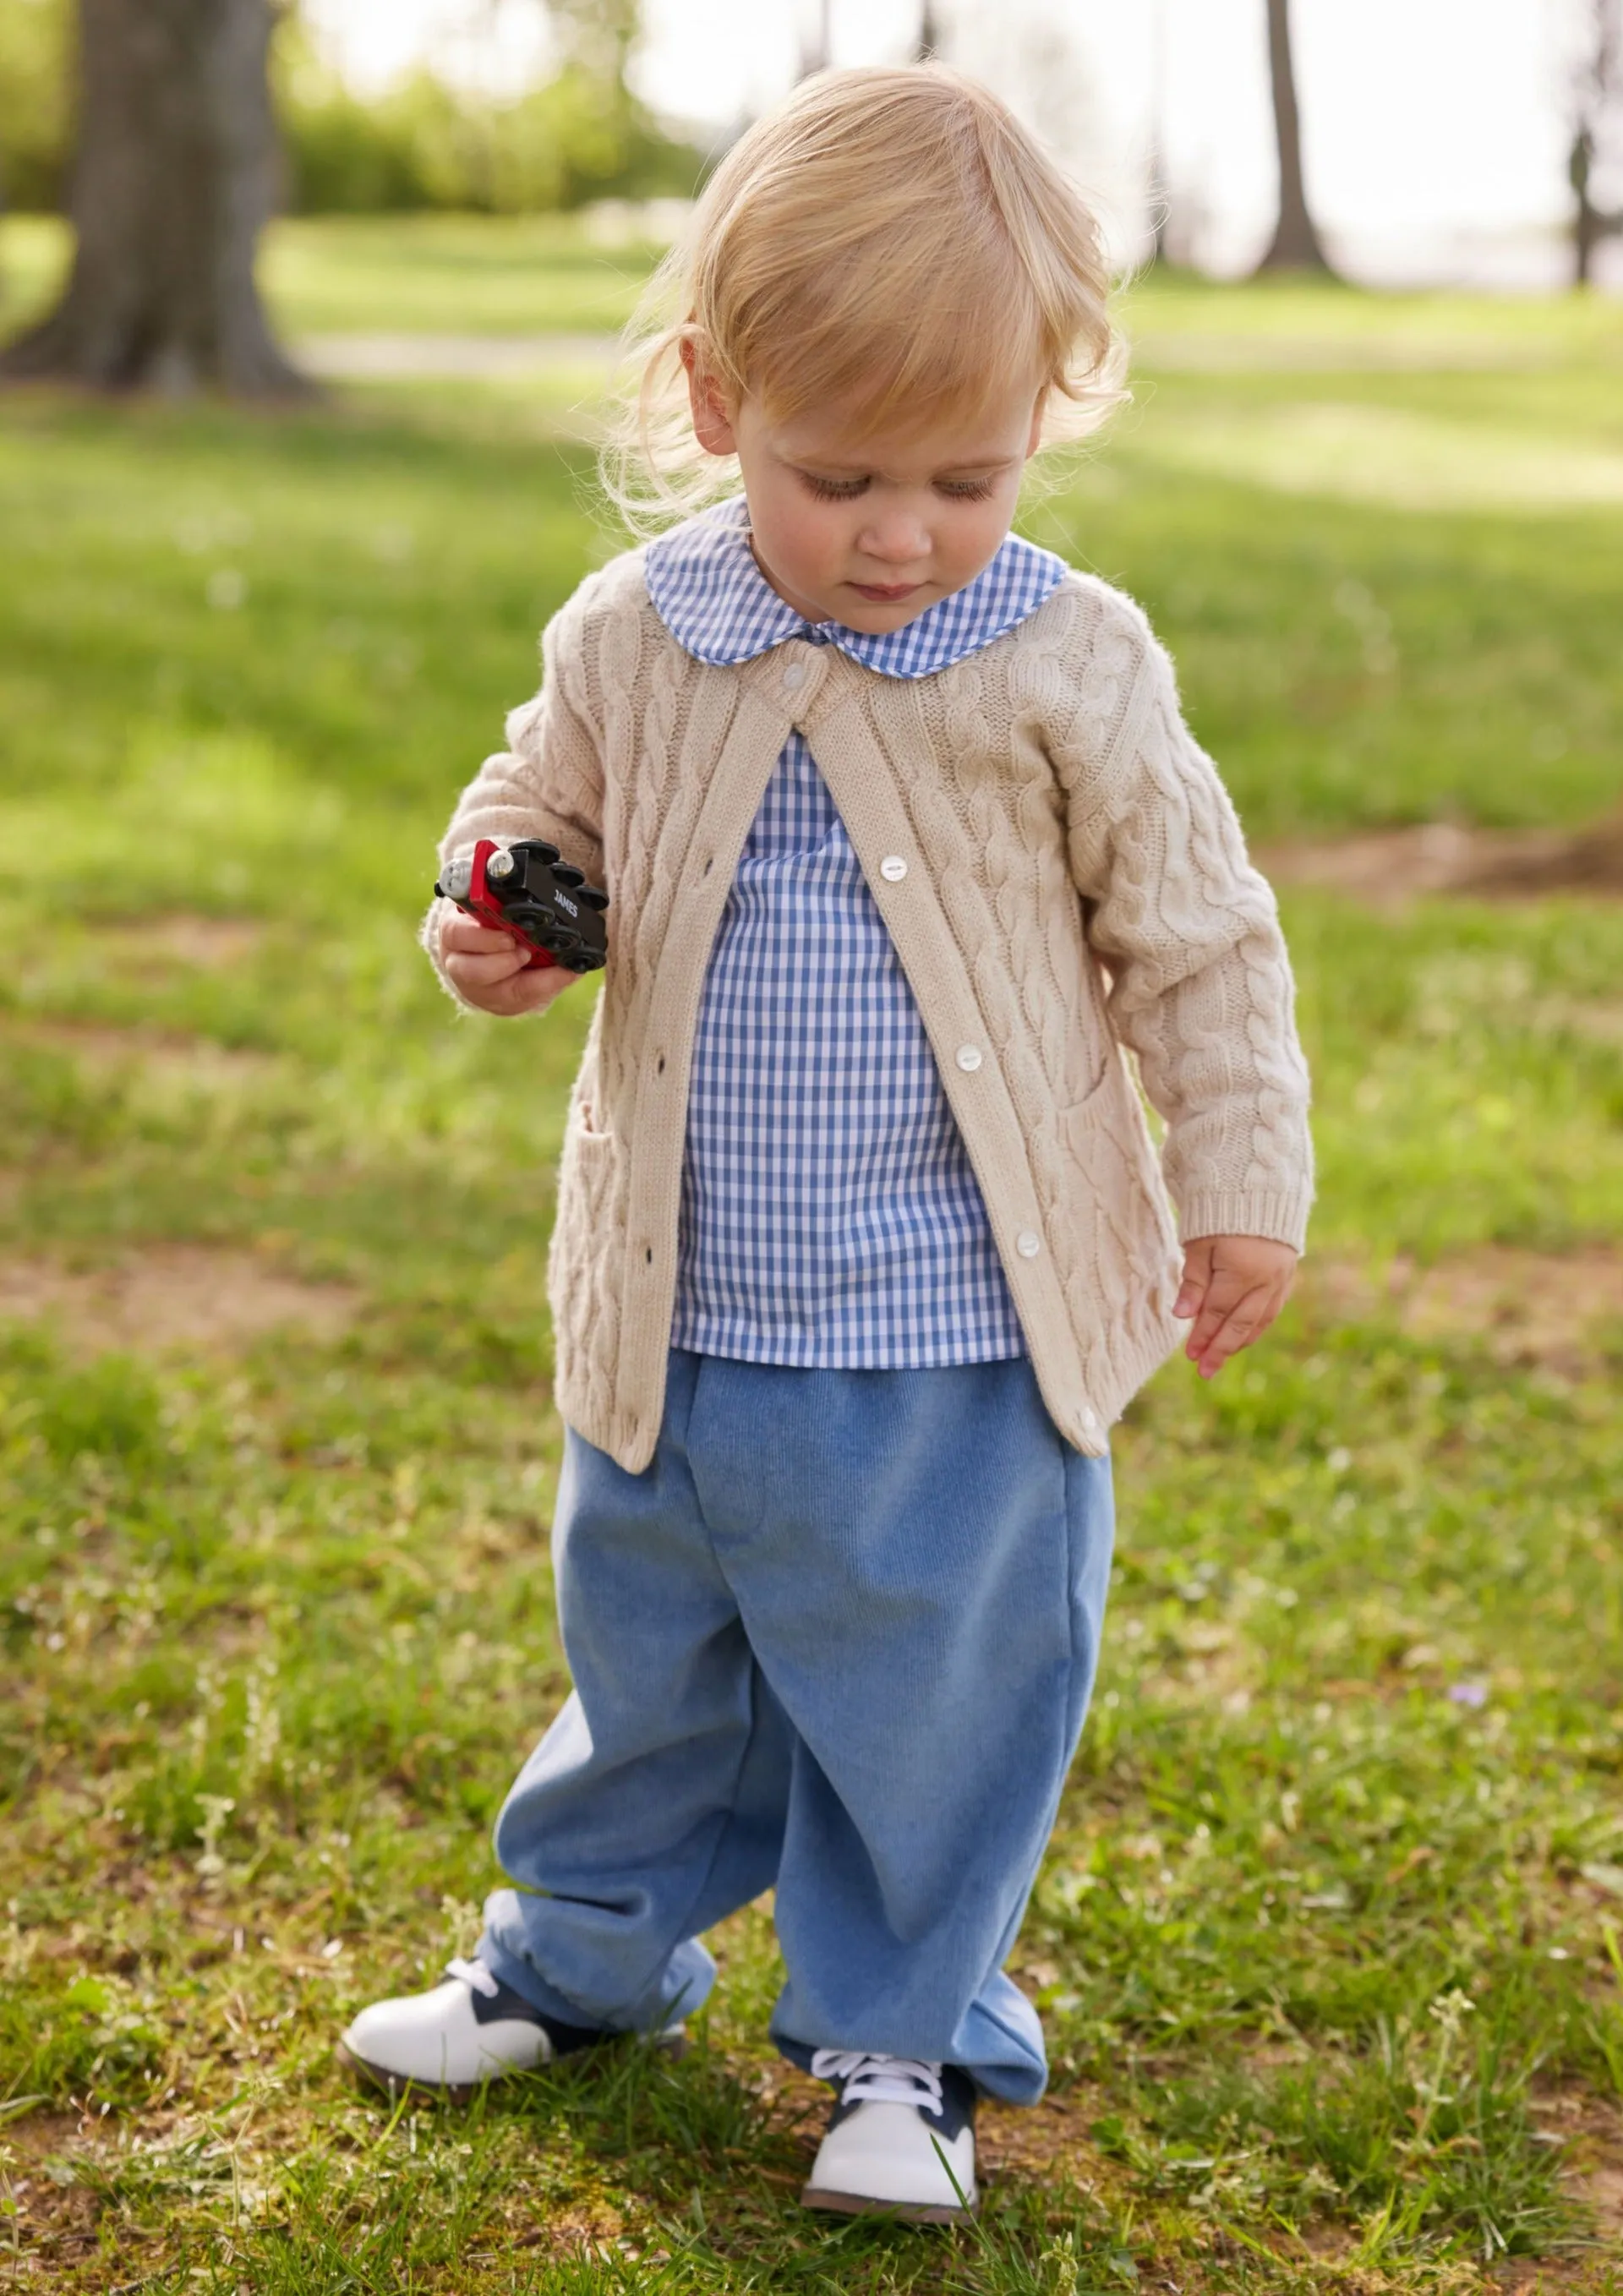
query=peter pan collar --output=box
[643,494,1066,682]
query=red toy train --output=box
[435,838,609,974]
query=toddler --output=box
[340,65,1312,2222]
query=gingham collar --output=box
[643,495,1067,681]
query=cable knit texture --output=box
[423,547,1314,1473]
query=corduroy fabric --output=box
[423,536,1314,1474]
[480,1347,1116,2104]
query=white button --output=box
[879,855,908,882]
[1016,1229,1041,1258]
[781,661,805,690]
[955,1044,982,1072]
[1079,1408,1098,1434]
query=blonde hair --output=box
[602,64,1126,533]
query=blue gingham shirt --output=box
[648,496,1067,1367]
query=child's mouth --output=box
[850,581,922,603]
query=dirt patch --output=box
[6,1015,274,1086]
[1305,1245,1623,1370]
[979,2086,1114,2189]
[0,2110,107,2289]
[1260,816,1623,903]
[0,1244,360,1357]
[98,914,264,971]
[1499,2091,1623,2287]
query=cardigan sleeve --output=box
[1049,605,1314,1252]
[420,598,607,1012]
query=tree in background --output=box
[0,0,703,392]
[1570,0,1623,285]
[0,0,309,396]
[798,0,833,79]
[1255,0,1334,273]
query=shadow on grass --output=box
[192,2032,1136,2294]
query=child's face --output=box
[686,361,1045,633]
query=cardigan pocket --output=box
[546,1120,624,1381]
[1058,1059,1181,1273]
[1055,1050,1117,1155]
[553,1118,620,1244]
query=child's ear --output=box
[681,340,739,459]
[1025,390,1046,458]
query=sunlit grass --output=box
[1,228,1620,2289]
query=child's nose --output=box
[856,511,931,566]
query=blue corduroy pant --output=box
[478,1348,1113,2103]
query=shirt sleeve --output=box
[420,601,607,1012]
[1050,609,1314,1252]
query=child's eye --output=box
[936,478,997,502]
[801,473,869,502]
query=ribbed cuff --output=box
[1177,1189,1311,1255]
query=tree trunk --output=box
[0,0,311,397]
[799,0,832,78]
[1256,0,1333,273]
[1569,2,1623,289]
[1572,125,1602,285]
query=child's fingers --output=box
[1190,1278,1290,1379]
[445,943,530,990]
[1172,1238,1216,1320]
[458,957,577,1018]
[1183,1263,1245,1363]
[440,914,521,956]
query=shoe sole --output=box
[801,2182,977,2224]
[337,2041,504,2104]
[336,2027,688,2104]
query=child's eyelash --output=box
[798,475,999,503]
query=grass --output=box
[0,221,1620,2291]
[0,212,666,342]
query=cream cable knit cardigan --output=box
[424,547,1314,1474]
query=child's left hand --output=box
[1173,1235,1298,1380]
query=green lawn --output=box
[1,222,1620,2293]
[0,213,666,342]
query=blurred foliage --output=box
[274,21,704,216]
[0,0,71,213]
[0,0,703,218]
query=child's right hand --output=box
[440,912,583,1018]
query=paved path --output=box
[298,332,620,380]
[295,327,1567,384]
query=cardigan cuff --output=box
[1177,1188,1311,1255]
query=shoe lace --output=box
[445,1954,499,1999]
[810,2049,943,2111]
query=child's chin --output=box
[839,591,932,630]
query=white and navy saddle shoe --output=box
[338,1956,682,2101]
[801,2051,979,2222]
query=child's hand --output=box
[440,912,582,1018]
[1173,1235,1298,1380]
